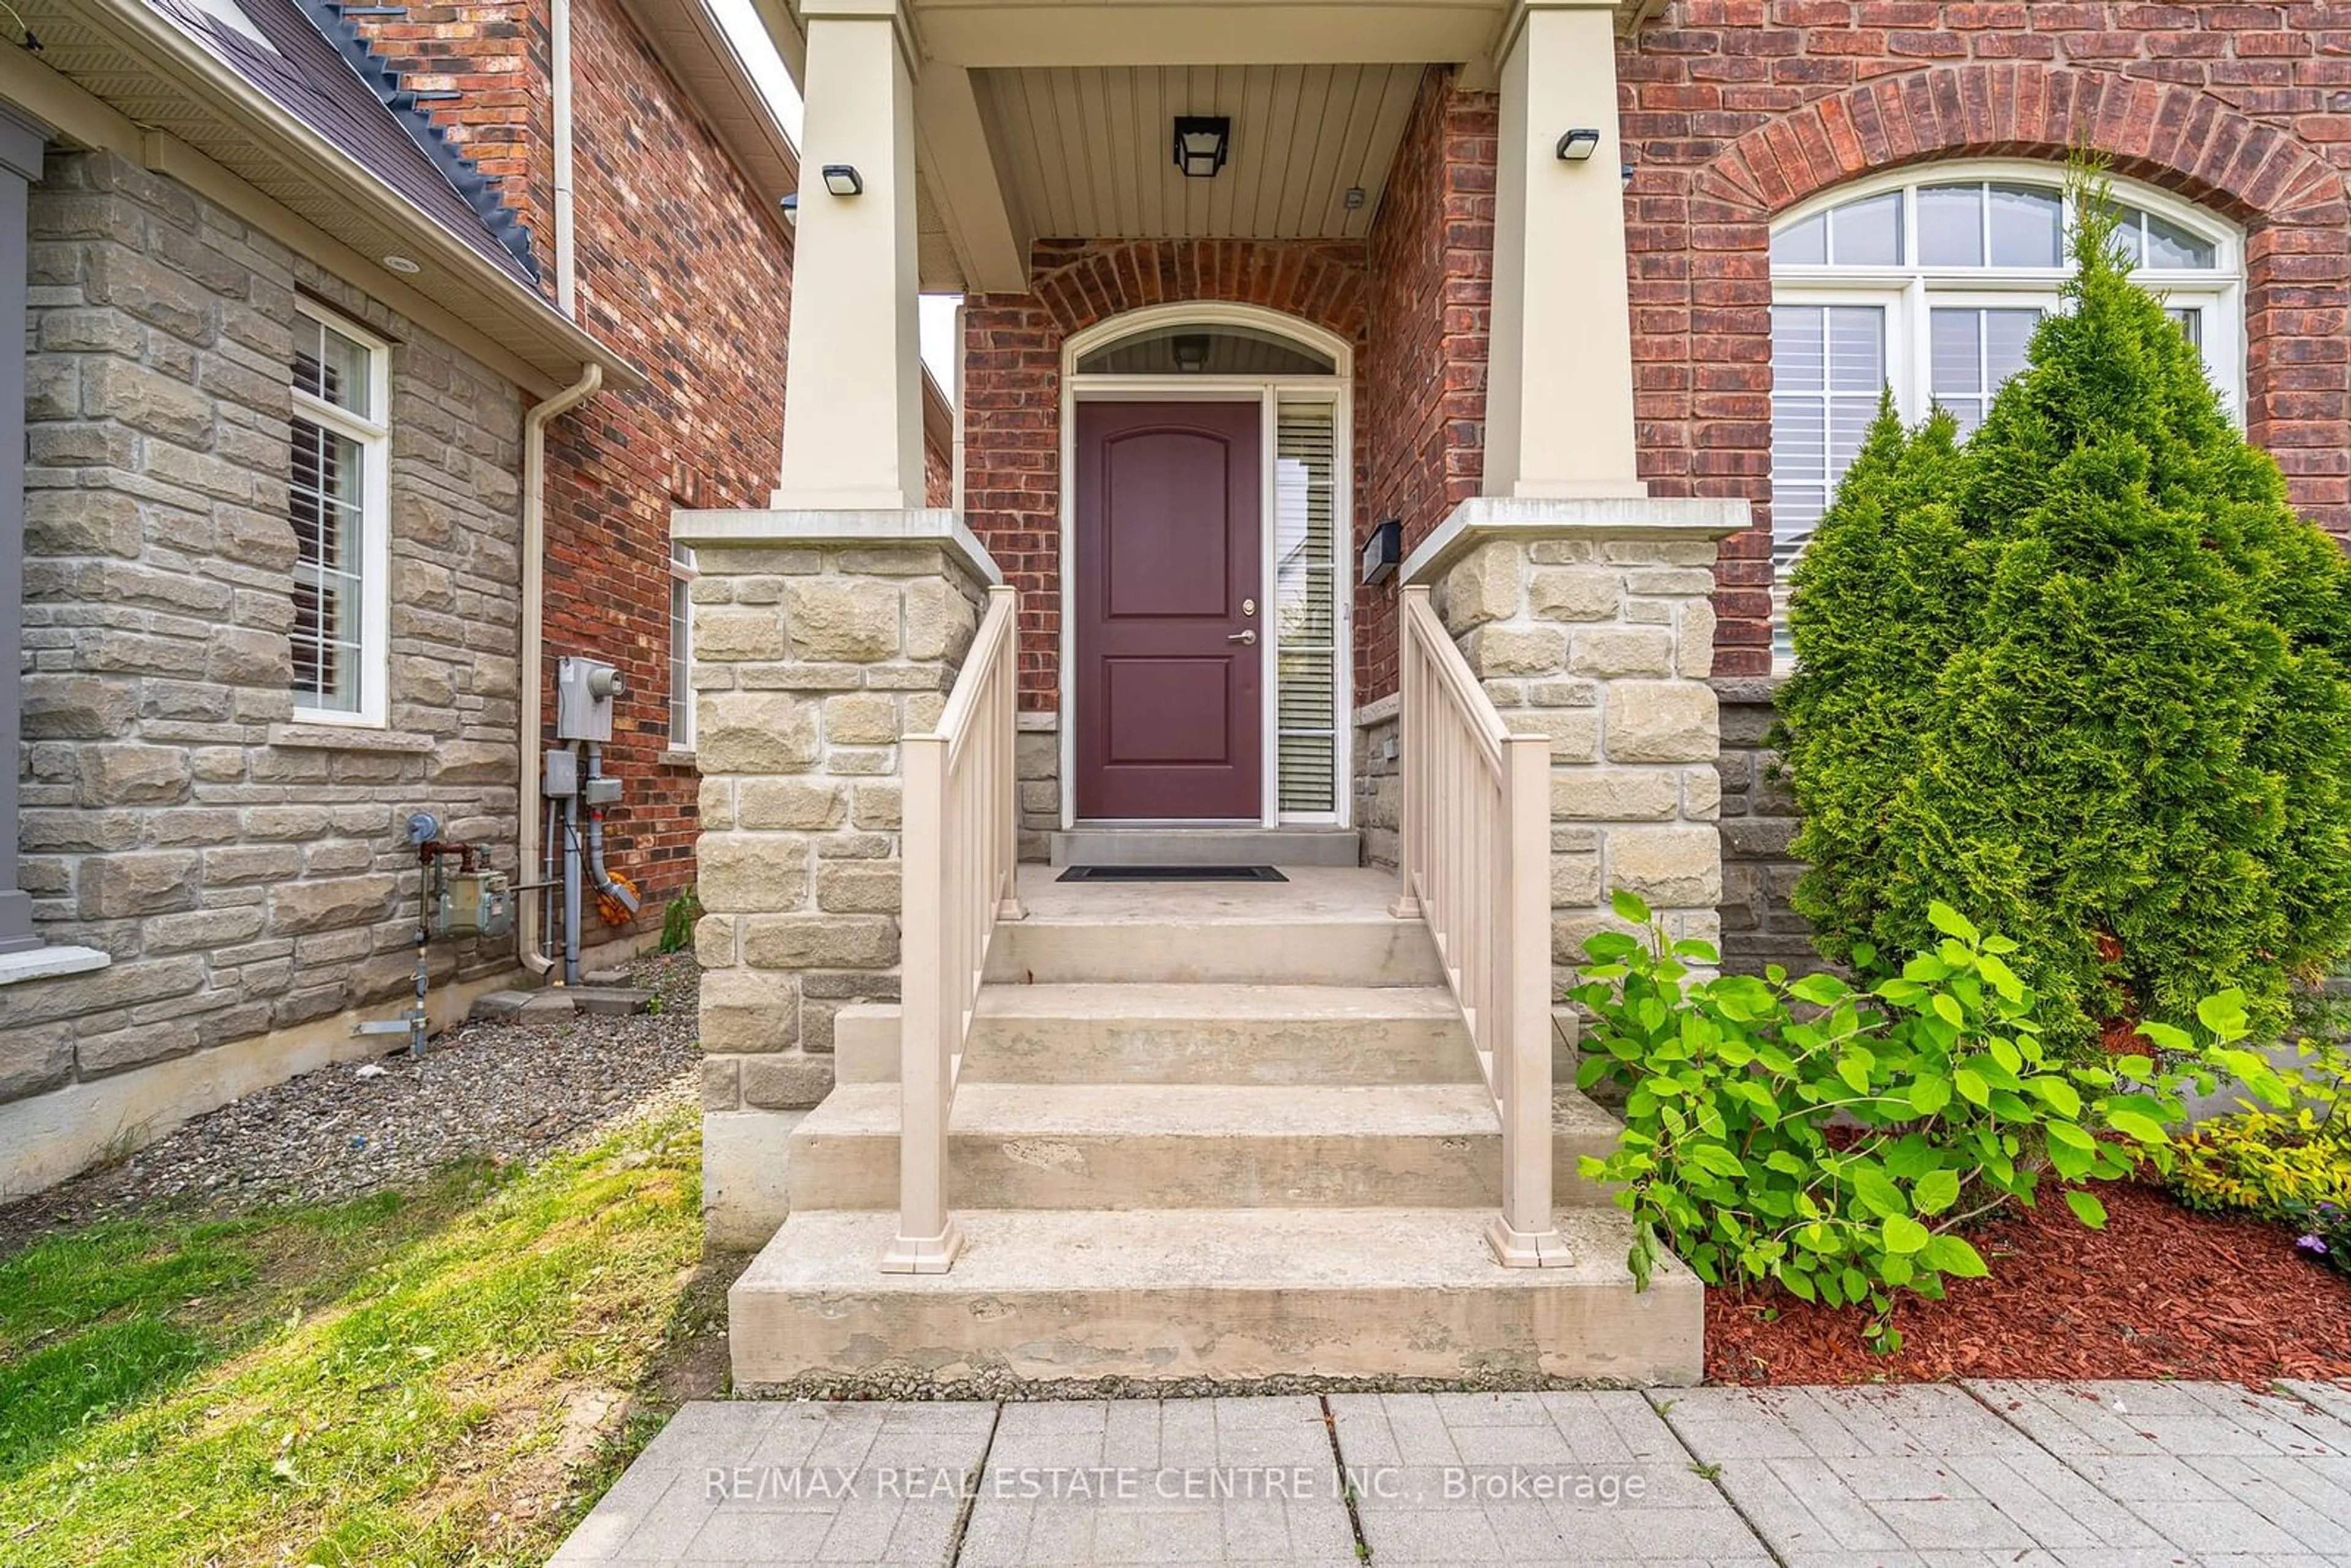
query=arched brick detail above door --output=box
[961,240,1370,707]
[1024,239,1370,342]
[1625,58,2351,675]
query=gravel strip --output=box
[741,1371,1673,1403]
[0,953,700,1248]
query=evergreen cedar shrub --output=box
[1777,182,2351,1059]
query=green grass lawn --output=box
[0,1101,726,1567]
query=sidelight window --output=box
[1275,400,1341,817]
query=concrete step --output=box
[959,983,1480,1085]
[987,912,1439,985]
[834,994,1585,1088]
[1050,827,1362,868]
[787,1082,1622,1212]
[991,864,1436,985]
[729,1206,1701,1386]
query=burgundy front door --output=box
[1073,400,1262,819]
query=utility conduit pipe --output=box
[516,364,601,977]
[584,742,640,920]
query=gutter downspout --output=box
[516,0,588,977]
[517,363,601,977]
[552,0,577,317]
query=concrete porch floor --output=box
[553,1379,2351,1564]
[1008,863,1405,924]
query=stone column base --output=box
[1402,495,1752,994]
[675,507,1001,1245]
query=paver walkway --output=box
[554,1380,2351,1566]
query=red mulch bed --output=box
[1704,1180,2351,1385]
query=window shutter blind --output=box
[1275,407,1338,815]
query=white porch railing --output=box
[882,583,1024,1274]
[1392,583,1569,1267]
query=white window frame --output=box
[1768,163,2244,668]
[670,541,697,750]
[1772,163,2244,422]
[1057,302,1355,830]
[289,301,392,727]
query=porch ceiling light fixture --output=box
[1172,116,1231,179]
[1555,127,1602,162]
[821,164,864,197]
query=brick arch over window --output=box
[1651,63,2351,675]
[961,239,1370,707]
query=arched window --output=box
[1073,321,1337,377]
[1768,165,2243,663]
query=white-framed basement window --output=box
[289,302,391,724]
[1768,164,2243,666]
[669,541,697,750]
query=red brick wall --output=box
[925,427,953,508]
[348,2,967,923]
[351,1,555,281]
[531,0,800,912]
[1359,68,1498,700]
[961,239,1370,708]
[1621,1,2351,674]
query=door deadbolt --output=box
[1242,598,1257,616]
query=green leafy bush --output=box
[2171,1111,2350,1220]
[1776,172,2351,1059]
[1574,890,2291,1351]
[2168,1030,2347,1219]
[658,885,703,955]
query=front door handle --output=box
[1228,630,1257,645]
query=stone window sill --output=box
[0,944,111,988]
[269,724,439,754]
[660,749,697,768]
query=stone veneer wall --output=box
[1714,675,1811,975]
[1354,698,1402,872]
[4,148,526,1182]
[683,523,988,1243]
[1420,511,1734,991]
[1014,714,1059,863]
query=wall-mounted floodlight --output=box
[779,193,798,227]
[821,164,863,197]
[1555,127,1601,162]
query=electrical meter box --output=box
[555,656,624,741]
[438,871,514,940]
[542,749,578,798]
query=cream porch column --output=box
[1485,0,1643,500]
[773,0,926,511]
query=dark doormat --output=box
[1056,866,1288,882]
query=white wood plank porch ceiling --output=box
[757,0,1553,292]
[975,64,1425,244]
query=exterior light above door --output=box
[1172,117,1231,179]
[1171,333,1211,372]
[820,164,863,197]
[1555,127,1601,162]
